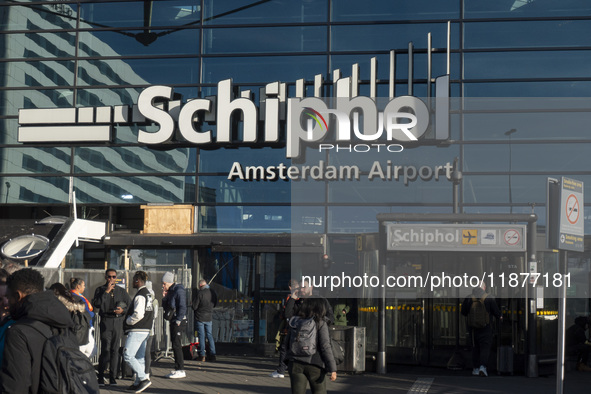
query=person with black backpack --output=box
[49,283,93,353]
[461,281,502,377]
[0,268,99,393]
[286,297,337,394]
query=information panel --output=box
[559,177,584,252]
[386,223,526,252]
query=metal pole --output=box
[556,250,567,394]
[526,220,538,377]
[254,254,261,345]
[377,223,387,374]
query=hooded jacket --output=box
[0,290,74,393]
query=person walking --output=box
[192,279,218,362]
[270,279,299,378]
[162,271,188,379]
[92,268,131,386]
[286,297,337,394]
[0,269,75,393]
[461,281,502,377]
[122,271,154,393]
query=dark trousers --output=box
[288,360,327,394]
[98,317,124,379]
[170,320,187,371]
[569,343,591,364]
[471,325,493,368]
[277,334,288,374]
[145,335,154,375]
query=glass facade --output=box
[1,0,591,361]
[1,0,590,232]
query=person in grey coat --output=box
[286,297,337,394]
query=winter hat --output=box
[162,272,174,284]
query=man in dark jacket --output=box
[192,279,218,362]
[0,268,74,393]
[162,271,188,378]
[92,268,131,386]
[566,316,591,371]
[461,282,502,377]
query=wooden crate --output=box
[141,205,194,234]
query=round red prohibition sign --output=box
[565,194,580,225]
[503,229,520,246]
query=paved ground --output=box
[99,355,590,394]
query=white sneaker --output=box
[472,368,479,376]
[270,371,285,378]
[166,370,186,379]
[479,365,488,377]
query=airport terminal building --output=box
[1,0,591,373]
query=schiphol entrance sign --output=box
[386,223,527,252]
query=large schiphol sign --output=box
[17,76,450,161]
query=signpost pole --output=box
[556,250,568,394]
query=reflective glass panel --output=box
[78,29,199,57]
[199,176,290,203]
[0,147,71,174]
[464,51,591,79]
[331,0,459,21]
[199,147,289,173]
[74,147,195,174]
[79,1,200,28]
[464,143,591,172]
[465,20,591,49]
[202,55,326,84]
[0,4,77,31]
[328,206,453,233]
[331,23,459,52]
[463,111,591,141]
[1,32,76,59]
[76,87,142,107]
[77,58,199,86]
[462,174,591,205]
[2,176,70,204]
[3,60,75,88]
[464,1,591,19]
[203,0,327,25]
[0,90,73,117]
[330,53,460,81]
[203,26,326,54]
[75,175,195,204]
[198,205,291,232]
[328,174,454,204]
[463,81,591,97]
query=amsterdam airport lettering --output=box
[228,160,453,183]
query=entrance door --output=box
[385,251,526,367]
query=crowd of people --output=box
[0,265,219,393]
[0,263,589,393]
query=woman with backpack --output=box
[286,297,337,394]
[49,282,94,357]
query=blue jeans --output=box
[196,320,216,356]
[123,331,149,383]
